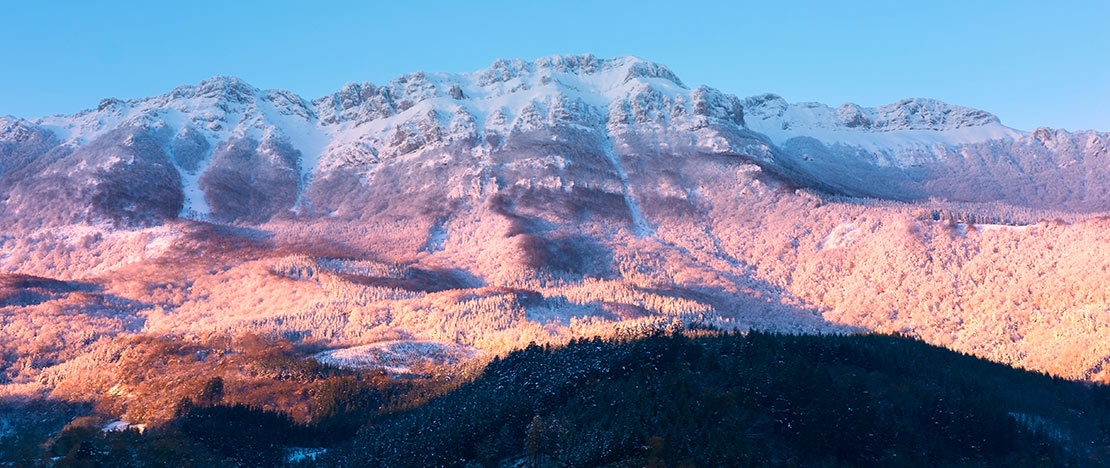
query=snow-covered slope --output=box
[1,55,763,226]
[743,94,1023,161]
[2,54,1108,228]
[24,76,326,222]
[309,55,750,167]
[738,93,1109,208]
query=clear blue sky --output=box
[2,0,1107,131]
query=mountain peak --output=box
[533,54,686,88]
[471,54,685,90]
[872,98,999,130]
[744,93,1005,139]
[0,116,45,143]
[177,75,260,103]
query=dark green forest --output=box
[7,331,1110,467]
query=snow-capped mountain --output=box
[734,93,1110,208]
[0,55,764,228]
[743,94,1021,153]
[4,55,1110,398]
[1,54,1107,229]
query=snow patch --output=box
[972,223,1036,233]
[821,223,862,250]
[103,420,146,434]
[314,340,478,374]
[601,142,653,237]
[179,169,210,219]
[743,94,1025,167]
[422,218,449,252]
[286,447,327,463]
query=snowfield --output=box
[314,341,480,374]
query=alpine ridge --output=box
[3,54,1106,228]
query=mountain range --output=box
[1,55,1108,422]
[3,54,1106,230]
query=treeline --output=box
[35,330,1101,466]
[9,365,415,466]
[10,330,1110,465]
[320,331,1108,466]
[11,332,1110,466]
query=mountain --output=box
[5,54,1106,230]
[0,56,755,229]
[1,55,1109,429]
[743,94,1110,208]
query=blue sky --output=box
[2,0,1107,131]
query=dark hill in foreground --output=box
[325,331,1108,467]
[41,331,1106,466]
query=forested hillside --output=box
[21,331,1108,466]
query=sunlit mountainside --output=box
[1,54,1108,441]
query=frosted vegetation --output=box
[0,55,1108,429]
[2,176,1108,425]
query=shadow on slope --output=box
[0,274,97,307]
[333,331,1110,467]
[340,267,482,293]
[0,397,94,464]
